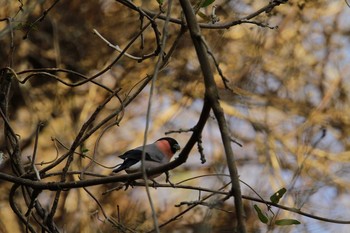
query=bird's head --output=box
[156,137,181,156]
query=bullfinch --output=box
[113,137,180,183]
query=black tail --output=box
[113,158,139,173]
[113,164,127,173]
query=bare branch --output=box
[23,0,60,39]
[178,0,246,231]
[93,28,142,60]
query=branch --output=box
[23,0,60,39]
[143,0,287,29]
[93,29,142,60]
[9,184,37,233]
[134,182,350,225]
[147,182,232,232]
[178,1,246,232]
[140,2,173,232]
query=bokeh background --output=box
[1,0,350,232]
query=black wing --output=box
[112,157,139,173]
[112,149,156,173]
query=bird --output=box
[113,137,180,184]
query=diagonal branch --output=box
[178,1,246,232]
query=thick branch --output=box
[178,1,246,232]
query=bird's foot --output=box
[165,171,175,188]
[124,180,136,190]
[150,179,159,189]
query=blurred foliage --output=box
[0,0,350,232]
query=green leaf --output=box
[156,0,164,4]
[275,219,301,225]
[253,205,269,224]
[200,0,215,8]
[81,148,89,153]
[14,22,34,31]
[270,188,287,204]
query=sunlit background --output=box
[1,0,350,232]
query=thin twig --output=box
[147,182,232,232]
[52,138,116,169]
[23,0,60,39]
[165,127,194,134]
[9,184,37,233]
[93,29,142,60]
[30,122,44,180]
[345,0,350,8]
[197,135,206,164]
[141,2,173,232]
[142,0,286,29]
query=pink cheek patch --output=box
[156,140,173,159]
